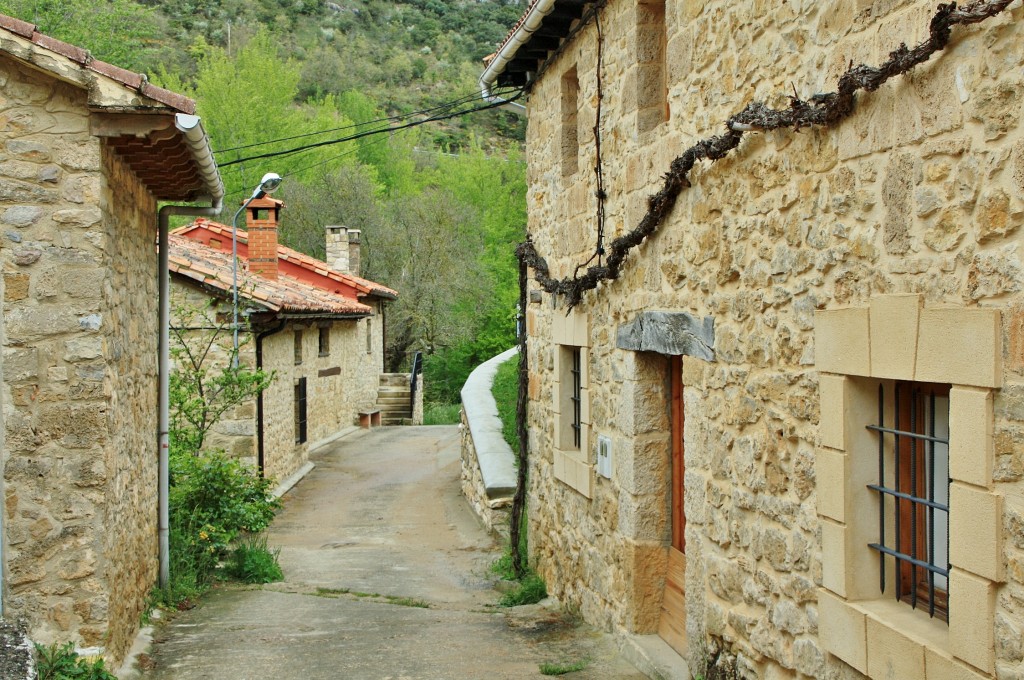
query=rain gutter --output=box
[157,113,225,589]
[478,0,559,115]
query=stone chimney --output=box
[325,226,361,277]
[347,229,361,277]
[246,197,282,280]
[325,226,349,272]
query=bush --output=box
[153,450,281,606]
[224,534,284,584]
[35,642,116,680]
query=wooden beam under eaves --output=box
[90,113,176,138]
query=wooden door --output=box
[658,355,687,656]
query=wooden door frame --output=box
[671,354,685,553]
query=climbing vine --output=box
[518,0,1017,308]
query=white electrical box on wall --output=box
[596,435,612,479]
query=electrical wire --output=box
[213,86,525,155]
[218,88,525,168]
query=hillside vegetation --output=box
[0,0,529,406]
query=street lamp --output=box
[231,172,283,365]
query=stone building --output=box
[481,1,1024,679]
[0,14,222,664]
[169,200,397,482]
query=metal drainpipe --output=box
[255,319,287,476]
[157,199,222,588]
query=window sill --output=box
[554,448,593,499]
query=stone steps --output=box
[377,373,412,423]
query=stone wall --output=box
[0,56,158,663]
[521,1,1024,679]
[260,302,384,483]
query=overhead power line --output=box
[212,88,507,155]
[218,88,525,168]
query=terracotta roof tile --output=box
[180,219,398,300]
[169,234,372,316]
[0,15,34,39]
[0,13,197,114]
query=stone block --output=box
[682,356,707,388]
[925,647,989,680]
[949,483,1003,582]
[948,387,993,488]
[818,589,867,674]
[615,310,715,360]
[819,374,848,451]
[865,613,926,680]
[816,448,847,522]
[4,272,30,301]
[821,519,848,597]
[868,294,921,381]
[948,569,996,675]
[615,435,670,496]
[623,539,668,634]
[916,308,1001,388]
[814,308,870,377]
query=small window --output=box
[294,377,308,444]
[570,348,582,448]
[636,0,668,132]
[867,381,950,621]
[557,345,585,451]
[366,319,372,355]
[561,66,580,178]
[318,327,330,357]
[294,330,303,365]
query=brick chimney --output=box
[325,226,349,272]
[246,197,282,280]
[325,226,361,277]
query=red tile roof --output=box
[0,13,196,114]
[169,234,372,317]
[179,219,398,300]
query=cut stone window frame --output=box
[294,329,303,365]
[815,294,1003,679]
[560,65,580,178]
[552,308,593,498]
[634,0,669,134]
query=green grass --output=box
[384,595,431,608]
[499,572,548,606]
[423,402,462,425]
[491,356,519,451]
[223,534,283,584]
[539,659,589,676]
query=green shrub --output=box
[224,533,284,584]
[35,641,116,680]
[153,450,281,606]
[423,402,462,425]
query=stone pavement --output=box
[141,426,647,680]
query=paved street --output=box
[142,426,645,680]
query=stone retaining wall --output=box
[460,347,518,539]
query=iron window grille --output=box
[866,382,950,621]
[294,377,308,444]
[570,348,582,449]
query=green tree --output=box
[0,0,164,71]
[169,295,273,456]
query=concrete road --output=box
[142,426,646,680]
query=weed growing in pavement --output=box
[539,659,589,676]
[499,572,548,606]
[224,533,284,584]
[35,642,117,680]
[384,595,431,608]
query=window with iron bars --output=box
[570,348,582,449]
[294,377,308,444]
[867,381,950,621]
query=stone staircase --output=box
[377,373,413,425]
